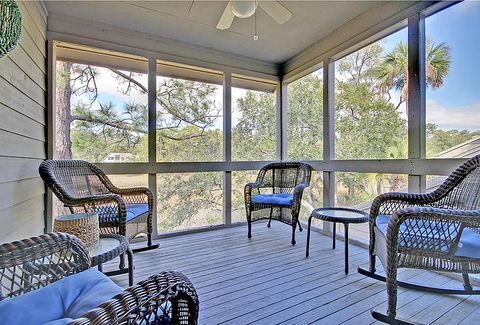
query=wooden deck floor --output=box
[106,222,479,324]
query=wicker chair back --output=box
[0,233,90,300]
[257,162,312,194]
[40,160,113,202]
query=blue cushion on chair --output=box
[0,268,123,325]
[375,215,480,258]
[126,203,149,222]
[252,194,293,206]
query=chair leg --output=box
[267,208,273,228]
[132,234,159,253]
[291,224,296,246]
[386,260,399,319]
[463,273,473,291]
[297,220,303,232]
[369,253,376,273]
[248,221,252,239]
[148,233,153,247]
[119,253,125,270]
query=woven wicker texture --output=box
[368,154,480,319]
[0,233,199,324]
[0,232,90,300]
[39,160,155,248]
[245,162,312,245]
[54,213,100,249]
[70,271,199,325]
[0,0,22,58]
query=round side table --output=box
[306,207,369,274]
[90,234,134,286]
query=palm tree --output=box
[375,39,451,110]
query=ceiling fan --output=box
[216,0,292,30]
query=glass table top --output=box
[311,208,369,222]
[89,237,122,257]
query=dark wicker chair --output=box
[39,160,158,252]
[358,155,480,324]
[245,162,312,245]
[0,232,199,325]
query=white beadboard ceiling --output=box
[45,1,380,64]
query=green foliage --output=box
[232,90,276,161]
[334,43,407,203]
[375,39,451,104]
[157,172,223,231]
[287,73,324,160]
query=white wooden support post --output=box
[323,60,336,233]
[278,81,288,161]
[148,57,158,237]
[407,13,427,194]
[223,71,232,225]
[45,40,57,233]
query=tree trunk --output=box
[55,61,73,159]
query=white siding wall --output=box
[0,1,47,243]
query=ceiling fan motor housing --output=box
[231,0,258,18]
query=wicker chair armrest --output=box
[245,182,267,190]
[0,233,91,300]
[109,186,150,196]
[292,183,306,203]
[244,182,267,200]
[67,194,126,210]
[385,207,480,255]
[68,271,199,325]
[369,192,434,225]
[117,187,153,205]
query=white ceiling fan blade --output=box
[216,1,235,30]
[258,0,292,24]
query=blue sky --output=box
[425,0,480,108]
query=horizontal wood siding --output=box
[0,1,47,243]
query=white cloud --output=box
[427,99,480,131]
[71,67,148,110]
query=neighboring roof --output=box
[434,136,480,159]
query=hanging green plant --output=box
[0,0,22,58]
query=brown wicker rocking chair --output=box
[358,155,480,324]
[245,162,312,245]
[39,160,158,253]
[0,232,199,324]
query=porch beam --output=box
[223,71,232,225]
[95,158,467,177]
[148,57,158,237]
[322,59,335,232]
[45,40,57,233]
[278,81,288,160]
[407,12,426,193]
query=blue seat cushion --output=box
[376,215,480,259]
[126,203,149,222]
[252,193,293,206]
[98,203,149,223]
[0,268,123,325]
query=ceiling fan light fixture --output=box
[231,0,257,19]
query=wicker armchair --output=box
[39,160,158,252]
[245,162,312,245]
[358,155,480,324]
[0,233,199,324]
